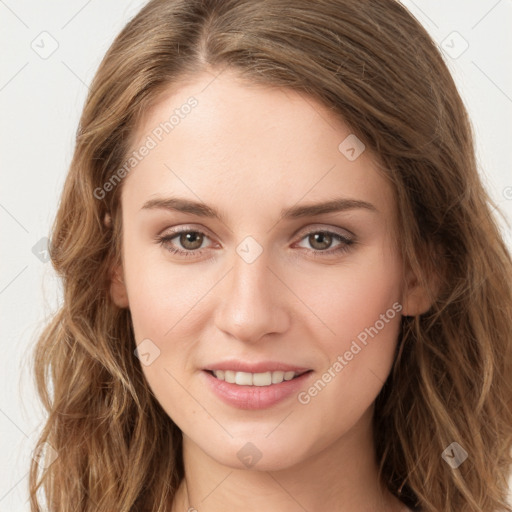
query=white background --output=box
[1,0,511,509]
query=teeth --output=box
[271,371,284,384]
[224,370,236,384]
[212,370,301,386]
[235,371,254,386]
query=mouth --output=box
[202,363,314,410]
[205,369,312,386]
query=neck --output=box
[171,406,407,512]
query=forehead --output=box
[122,69,395,222]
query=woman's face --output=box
[112,69,416,471]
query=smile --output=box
[209,369,308,386]
[203,367,314,410]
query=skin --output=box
[110,67,430,512]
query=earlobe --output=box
[401,268,438,317]
[110,265,129,308]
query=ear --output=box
[109,263,129,308]
[104,212,129,308]
[401,265,439,317]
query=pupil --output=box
[181,232,202,250]
[310,232,331,250]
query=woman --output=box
[29,0,512,511]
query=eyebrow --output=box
[140,196,377,221]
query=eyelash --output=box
[155,227,355,259]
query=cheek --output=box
[292,246,403,430]
[293,244,403,348]
[124,243,207,341]
[123,249,208,419]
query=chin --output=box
[196,431,314,472]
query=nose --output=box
[213,247,290,343]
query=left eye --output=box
[156,229,354,257]
[296,231,353,252]
[158,230,210,255]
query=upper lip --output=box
[204,360,312,374]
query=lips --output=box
[202,360,313,409]
[203,360,311,374]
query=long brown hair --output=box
[29,0,512,510]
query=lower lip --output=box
[202,370,313,410]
